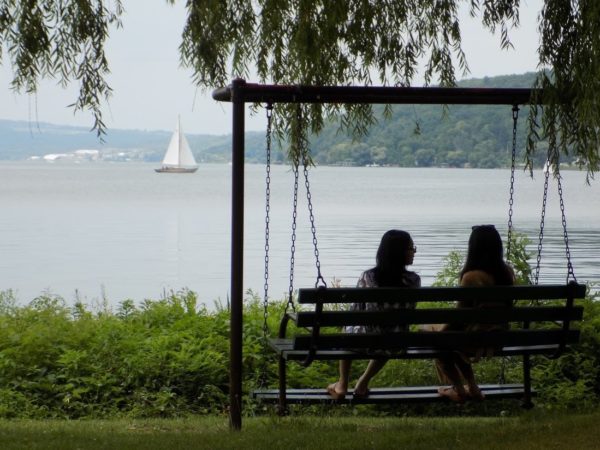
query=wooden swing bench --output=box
[253,282,586,410]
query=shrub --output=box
[0,232,597,418]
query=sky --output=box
[0,0,544,136]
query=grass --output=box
[1,411,600,449]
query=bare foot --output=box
[327,382,346,400]
[352,386,370,399]
[465,385,485,401]
[438,386,467,404]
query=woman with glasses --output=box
[436,224,515,403]
[327,229,420,400]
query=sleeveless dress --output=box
[446,269,514,360]
[345,268,421,334]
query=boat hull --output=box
[155,167,198,173]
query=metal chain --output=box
[286,152,300,314]
[301,144,326,288]
[259,104,273,387]
[262,104,273,340]
[534,156,551,285]
[556,171,577,283]
[506,105,519,260]
[500,105,520,385]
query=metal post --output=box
[278,356,287,415]
[522,354,533,409]
[229,78,246,430]
[522,320,534,409]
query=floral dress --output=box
[345,268,421,334]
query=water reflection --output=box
[0,162,597,304]
[246,165,599,297]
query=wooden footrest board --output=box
[269,339,561,361]
[252,384,532,404]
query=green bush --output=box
[0,232,598,418]
[0,289,233,418]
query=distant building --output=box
[74,149,100,160]
[41,149,100,162]
[43,153,71,161]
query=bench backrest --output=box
[298,284,585,305]
[291,283,586,358]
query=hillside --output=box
[0,120,266,163]
[0,72,557,168]
[307,72,552,168]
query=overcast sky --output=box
[0,0,543,136]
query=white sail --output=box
[161,128,181,166]
[177,128,197,167]
[156,116,198,173]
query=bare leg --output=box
[435,355,468,402]
[455,356,484,400]
[338,359,351,392]
[327,359,351,399]
[354,359,388,396]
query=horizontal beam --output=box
[212,79,540,105]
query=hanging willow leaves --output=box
[176,0,599,174]
[527,0,600,179]
[0,0,123,137]
[1,1,599,174]
[179,0,482,158]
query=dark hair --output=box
[460,225,513,285]
[373,229,413,287]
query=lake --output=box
[0,161,598,307]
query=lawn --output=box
[1,411,599,449]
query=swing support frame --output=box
[213,78,541,430]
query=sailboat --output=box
[155,116,198,173]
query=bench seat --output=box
[254,282,586,412]
[251,384,530,404]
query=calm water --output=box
[0,162,598,307]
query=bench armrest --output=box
[278,312,297,339]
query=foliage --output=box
[2,2,600,173]
[178,0,599,174]
[527,1,600,179]
[433,231,532,287]
[304,73,562,169]
[0,72,561,169]
[0,289,231,418]
[179,0,519,161]
[0,0,123,137]
[532,293,600,411]
[1,234,599,419]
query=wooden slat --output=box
[294,306,584,327]
[280,346,564,361]
[291,329,580,351]
[251,384,531,404]
[298,284,586,304]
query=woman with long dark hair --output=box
[327,229,420,400]
[436,224,515,403]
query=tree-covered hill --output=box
[0,119,265,163]
[0,72,563,168]
[306,72,555,169]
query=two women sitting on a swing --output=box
[326,224,515,403]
